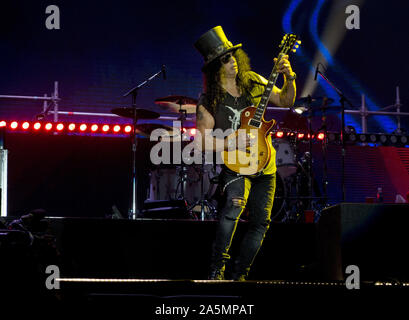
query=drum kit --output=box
[112,91,340,222]
[112,94,219,220]
[272,96,342,222]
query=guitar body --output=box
[220,34,299,175]
[221,106,276,175]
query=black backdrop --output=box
[6,132,136,217]
[0,0,408,132]
[1,0,409,215]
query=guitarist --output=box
[194,26,296,280]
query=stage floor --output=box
[2,208,409,308]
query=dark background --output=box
[1,0,409,217]
[0,0,408,132]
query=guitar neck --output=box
[252,52,285,122]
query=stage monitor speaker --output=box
[317,203,409,281]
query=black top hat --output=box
[194,26,242,70]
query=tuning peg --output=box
[297,40,302,44]
[292,49,297,52]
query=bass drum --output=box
[148,164,221,205]
[273,139,297,179]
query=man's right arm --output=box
[196,105,229,152]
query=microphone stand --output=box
[320,97,329,203]
[306,95,313,210]
[315,68,355,202]
[123,67,166,220]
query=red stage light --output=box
[3,121,190,137]
[124,125,132,133]
[276,131,284,138]
[317,133,325,140]
[297,133,305,139]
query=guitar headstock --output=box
[278,34,301,55]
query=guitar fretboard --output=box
[251,53,284,126]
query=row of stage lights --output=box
[344,132,408,145]
[0,120,325,140]
[0,120,134,134]
[275,130,326,141]
[281,131,408,146]
[1,120,407,146]
[0,120,200,136]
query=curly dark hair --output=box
[202,48,252,116]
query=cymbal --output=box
[155,95,198,114]
[299,106,342,117]
[111,107,160,120]
[294,96,334,107]
[134,123,177,137]
[155,95,198,105]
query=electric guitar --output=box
[221,34,301,175]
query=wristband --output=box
[286,72,297,81]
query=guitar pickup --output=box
[248,119,261,128]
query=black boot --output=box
[231,261,249,281]
[208,266,225,280]
[231,272,247,281]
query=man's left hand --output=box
[274,55,295,78]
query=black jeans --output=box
[211,169,276,277]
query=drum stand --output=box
[173,104,216,220]
[188,154,217,221]
[320,98,329,203]
[306,96,314,210]
[315,68,355,202]
[121,67,164,219]
[175,104,188,200]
